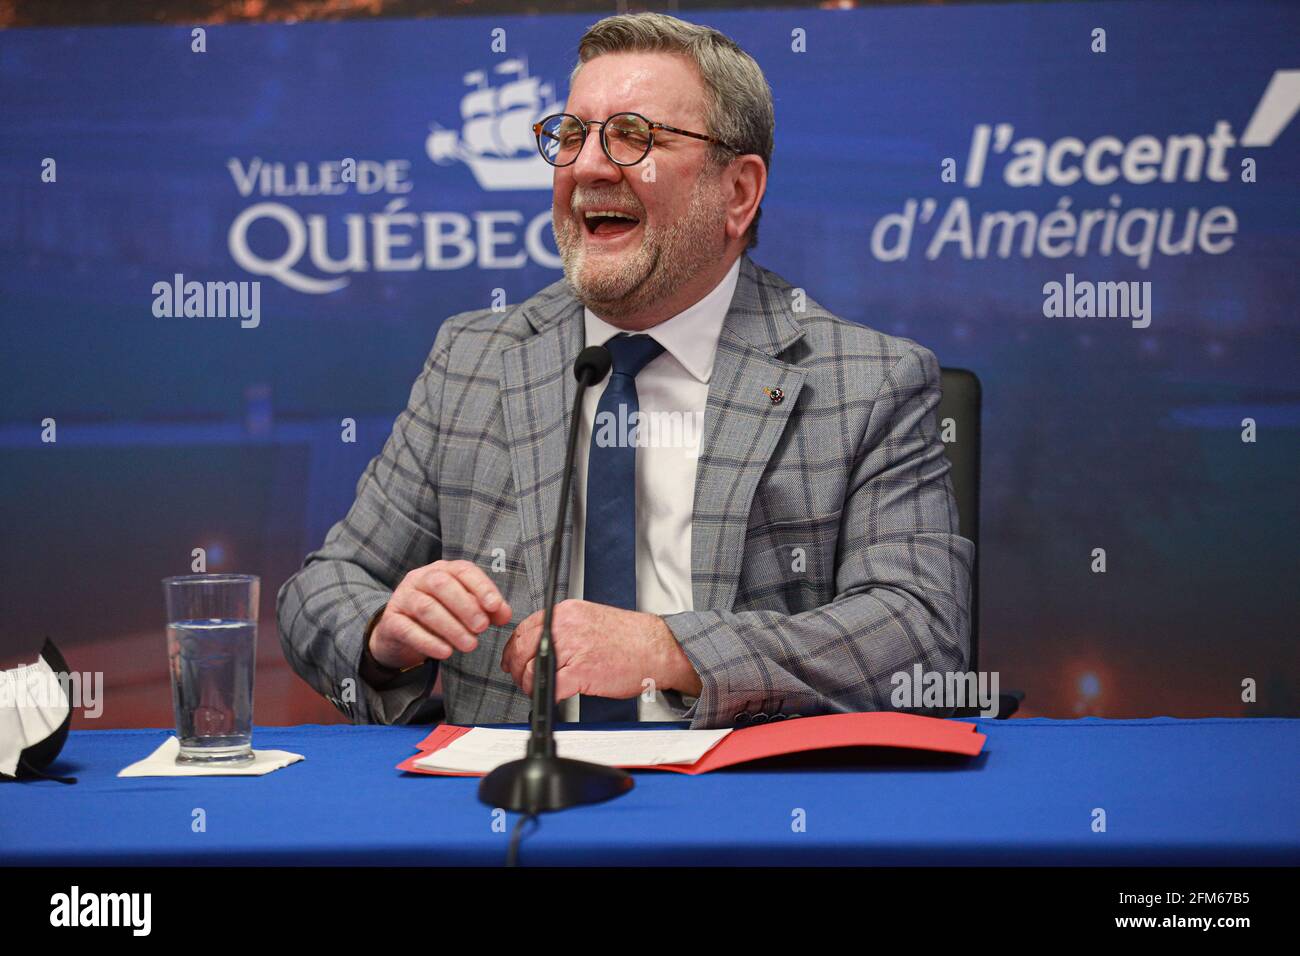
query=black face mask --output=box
[0,638,77,785]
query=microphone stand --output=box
[478,347,634,814]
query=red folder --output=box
[396,712,985,777]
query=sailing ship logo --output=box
[425,58,560,191]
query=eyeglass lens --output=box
[537,113,652,166]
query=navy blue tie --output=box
[579,333,666,723]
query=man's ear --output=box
[724,155,767,244]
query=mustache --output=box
[569,194,644,217]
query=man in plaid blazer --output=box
[276,14,973,729]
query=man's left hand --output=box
[500,599,702,702]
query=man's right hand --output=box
[368,560,513,671]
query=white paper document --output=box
[413,727,732,774]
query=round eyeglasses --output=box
[533,112,741,167]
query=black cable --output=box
[506,812,538,867]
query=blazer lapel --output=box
[499,287,583,613]
[691,255,807,612]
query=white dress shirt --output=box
[561,255,743,722]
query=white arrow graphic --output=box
[1241,69,1300,147]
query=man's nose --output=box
[571,124,622,185]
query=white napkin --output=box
[118,736,304,777]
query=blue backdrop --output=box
[1,0,1297,719]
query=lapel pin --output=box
[762,386,785,405]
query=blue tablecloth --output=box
[2,718,1296,865]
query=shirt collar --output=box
[583,255,742,384]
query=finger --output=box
[520,657,564,702]
[507,620,534,688]
[446,561,513,626]
[499,626,517,674]
[387,610,456,662]
[413,565,491,638]
[507,615,544,688]
[397,588,478,653]
[500,610,540,672]
[553,666,581,704]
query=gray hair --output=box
[571,12,774,250]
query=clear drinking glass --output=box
[162,574,259,764]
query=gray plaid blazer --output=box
[276,254,973,728]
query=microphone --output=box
[575,344,613,387]
[478,344,634,814]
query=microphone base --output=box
[477,755,634,813]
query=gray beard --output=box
[554,174,729,323]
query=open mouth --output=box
[582,209,642,239]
